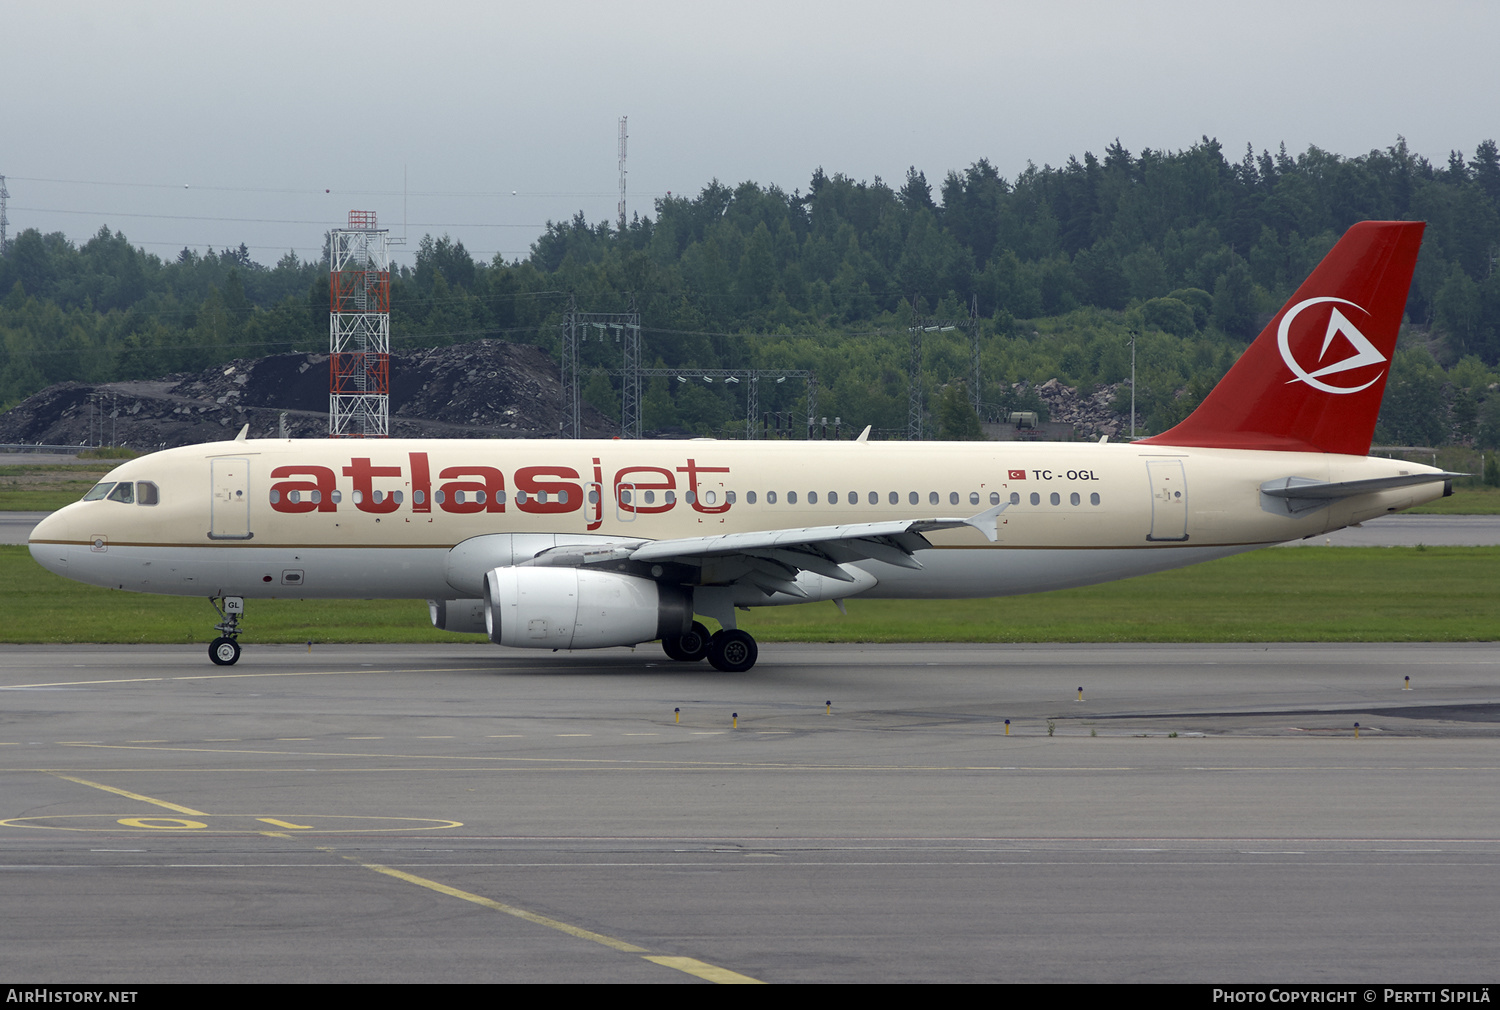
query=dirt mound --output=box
[0,341,616,449]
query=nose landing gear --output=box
[208,596,244,666]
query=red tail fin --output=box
[1139,220,1424,455]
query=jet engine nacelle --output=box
[482,566,691,650]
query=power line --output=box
[7,174,651,199]
[14,206,548,228]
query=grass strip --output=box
[0,544,1493,645]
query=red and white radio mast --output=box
[328,210,390,437]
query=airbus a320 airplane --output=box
[29,221,1457,671]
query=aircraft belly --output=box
[40,544,452,599]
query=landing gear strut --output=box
[661,621,712,662]
[208,596,244,666]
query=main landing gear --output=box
[208,595,244,666]
[661,621,711,662]
[661,622,759,673]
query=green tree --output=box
[936,383,983,440]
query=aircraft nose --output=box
[28,508,74,577]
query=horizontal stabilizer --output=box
[1260,472,1462,516]
[1261,472,1464,500]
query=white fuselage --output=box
[27,437,1445,604]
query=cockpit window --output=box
[106,482,135,504]
[82,482,114,502]
[136,481,159,506]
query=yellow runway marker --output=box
[49,773,210,816]
[345,857,764,983]
[258,817,314,830]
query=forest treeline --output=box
[3,136,1500,445]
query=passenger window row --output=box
[261,487,1104,509]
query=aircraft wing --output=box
[525,503,1007,597]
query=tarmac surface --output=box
[1,641,1497,983]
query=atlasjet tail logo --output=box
[1277,296,1386,394]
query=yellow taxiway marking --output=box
[642,956,763,984]
[25,774,460,834]
[117,817,206,830]
[49,773,210,816]
[342,856,762,984]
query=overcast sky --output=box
[3,1,1496,268]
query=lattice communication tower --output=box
[617,116,629,234]
[329,211,391,437]
[0,175,10,254]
